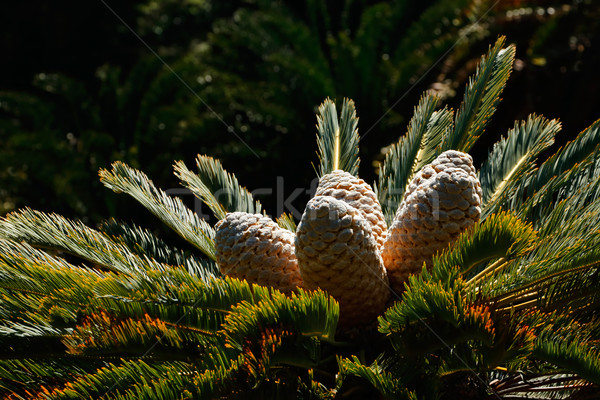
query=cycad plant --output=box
[1,37,600,399]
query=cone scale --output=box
[315,170,388,252]
[214,212,303,293]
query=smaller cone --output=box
[295,196,389,326]
[382,150,482,293]
[316,170,387,252]
[215,212,302,293]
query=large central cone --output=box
[295,195,390,327]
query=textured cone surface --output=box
[382,150,482,293]
[295,196,389,326]
[316,170,387,252]
[215,212,302,293]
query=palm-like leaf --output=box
[480,115,560,217]
[99,161,216,260]
[316,98,360,176]
[0,208,169,276]
[174,155,262,220]
[442,36,515,152]
[99,219,219,277]
[377,91,453,223]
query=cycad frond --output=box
[0,321,67,359]
[223,287,338,350]
[174,155,262,221]
[530,119,600,197]
[434,211,537,284]
[99,161,216,260]
[336,356,417,400]
[0,208,163,275]
[62,311,218,359]
[489,371,597,400]
[0,238,250,333]
[503,119,600,224]
[442,36,515,152]
[377,92,452,223]
[99,219,219,278]
[379,271,497,356]
[487,231,600,316]
[533,329,600,385]
[0,359,104,398]
[43,359,215,400]
[275,212,296,232]
[316,98,360,176]
[480,115,560,217]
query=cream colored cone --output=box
[315,170,387,252]
[215,212,302,293]
[382,150,482,293]
[295,195,389,326]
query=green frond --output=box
[99,161,216,260]
[0,359,105,398]
[379,274,496,356]
[523,203,599,280]
[377,91,452,223]
[91,274,256,333]
[530,118,600,197]
[275,212,296,232]
[488,229,600,315]
[534,330,600,384]
[174,155,262,221]
[523,163,600,231]
[0,289,80,348]
[0,208,165,275]
[0,237,108,301]
[336,356,417,400]
[533,176,600,238]
[316,98,360,177]
[480,114,560,217]
[506,119,600,224]
[44,359,222,400]
[486,371,597,400]
[223,287,339,351]
[442,36,515,152]
[433,211,537,285]
[483,203,600,314]
[0,238,254,335]
[537,267,600,320]
[62,311,219,360]
[99,219,219,278]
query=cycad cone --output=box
[382,150,482,293]
[214,212,302,293]
[315,170,388,252]
[295,193,390,327]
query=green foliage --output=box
[479,114,560,217]
[275,212,297,232]
[434,211,537,283]
[99,161,216,260]
[442,36,516,152]
[99,219,217,276]
[174,154,262,220]
[316,98,360,177]
[336,356,417,400]
[1,39,600,399]
[376,91,452,223]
